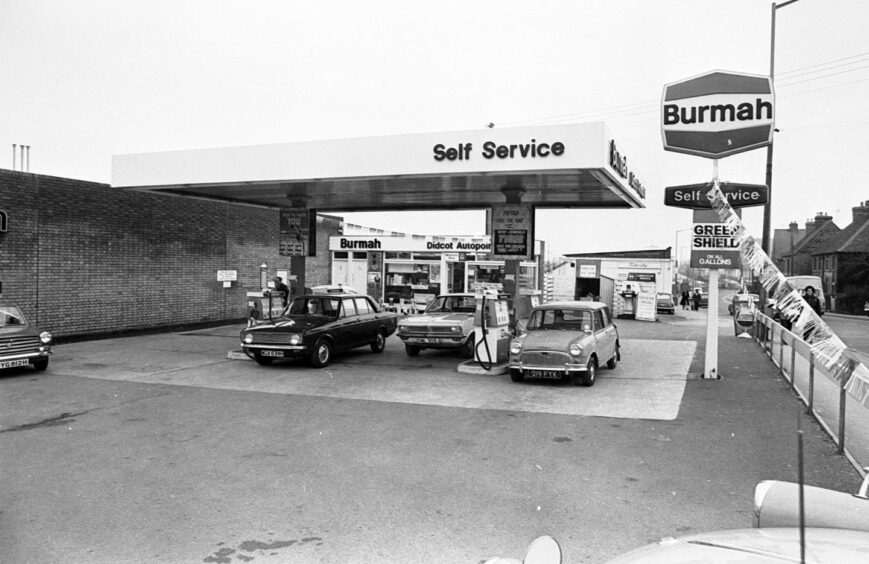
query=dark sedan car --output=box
[0,305,52,372]
[655,292,675,315]
[240,293,399,368]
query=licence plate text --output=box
[260,350,285,357]
[0,358,30,369]
[528,369,562,379]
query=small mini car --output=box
[508,301,619,386]
[0,305,52,372]
[240,292,398,368]
[396,293,477,358]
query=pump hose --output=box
[475,296,494,371]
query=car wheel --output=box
[370,330,386,353]
[461,334,475,359]
[32,357,49,371]
[510,368,524,382]
[311,338,333,368]
[580,358,597,387]
[405,345,421,357]
[607,344,619,369]
[253,353,274,366]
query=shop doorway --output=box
[331,252,368,291]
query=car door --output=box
[353,296,377,345]
[593,308,615,362]
[335,297,359,350]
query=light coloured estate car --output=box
[508,301,619,386]
[396,293,477,358]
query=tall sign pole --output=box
[662,70,775,379]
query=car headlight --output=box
[569,343,583,356]
[397,323,406,332]
[243,334,254,344]
[450,325,462,333]
[39,331,52,344]
[509,340,523,355]
[289,334,302,345]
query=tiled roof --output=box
[813,217,869,255]
[772,228,804,260]
[784,221,839,256]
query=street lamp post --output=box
[761,0,802,257]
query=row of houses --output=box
[772,200,869,314]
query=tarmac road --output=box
[0,307,862,564]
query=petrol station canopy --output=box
[112,122,647,211]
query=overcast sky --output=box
[2,0,868,259]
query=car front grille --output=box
[0,335,42,356]
[248,333,293,345]
[520,351,573,367]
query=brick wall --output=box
[0,169,337,340]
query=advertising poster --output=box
[690,209,740,269]
[490,204,533,261]
[280,208,309,257]
[635,293,657,322]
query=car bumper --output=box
[397,333,468,348]
[241,344,309,359]
[0,350,51,369]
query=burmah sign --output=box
[661,70,775,159]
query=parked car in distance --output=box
[508,301,619,386]
[0,305,52,372]
[396,293,477,358]
[728,293,759,315]
[240,292,398,368]
[655,292,675,314]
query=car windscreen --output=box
[288,297,339,317]
[0,306,25,326]
[425,296,476,313]
[527,308,591,330]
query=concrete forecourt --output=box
[0,306,862,564]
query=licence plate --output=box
[528,369,562,379]
[410,337,439,344]
[0,358,29,369]
[260,350,285,357]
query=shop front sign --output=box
[490,204,533,261]
[330,235,491,253]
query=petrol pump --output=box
[473,289,511,369]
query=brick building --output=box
[777,212,840,278]
[0,169,339,340]
[811,200,869,314]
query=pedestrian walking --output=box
[803,286,822,317]
[692,289,701,311]
[680,290,689,310]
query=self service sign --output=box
[691,209,740,269]
[662,70,774,159]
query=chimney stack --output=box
[788,221,799,232]
[853,200,869,225]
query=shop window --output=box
[352,252,367,260]
[334,252,349,259]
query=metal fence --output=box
[753,314,869,476]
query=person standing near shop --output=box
[273,276,290,307]
[680,290,689,310]
[692,289,701,311]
